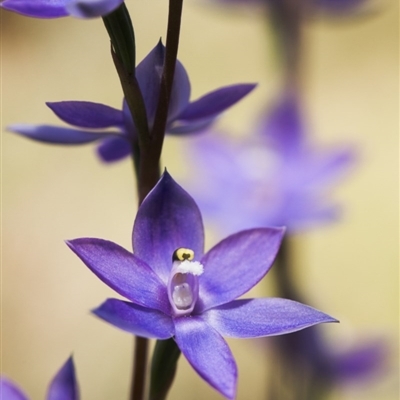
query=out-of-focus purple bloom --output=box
[186,92,355,234]
[0,0,124,18]
[210,0,370,15]
[8,41,256,164]
[0,357,79,400]
[67,171,337,399]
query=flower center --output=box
[168,248,203,317]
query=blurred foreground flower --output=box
[67,171,337,399]
[0,0,124,18]
[186,92,355,234]
[8,41,255,163]
[0,357,78,400]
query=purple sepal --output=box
[93,298,174,339]
[135,41,164,127]
[65,0,124,18]
[133,171,204,283]
[46,101,124,129]
[8,124,116,145]
[0,0,69,18]
[66,238,170,314]
[197,227,285,312]
[47,357,79,400]
[96,136,132,162]
[0,378,29,400]
[202,298,338,338]
[174,317,237,400]
[176,84,256,121]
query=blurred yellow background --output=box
[1,1,398,399]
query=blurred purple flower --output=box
[186,92,355,234]
[0,0,124,18]
[211,0,370,15]
[0,357,79,400]
[67,171,336,399]
[8,41,256,163]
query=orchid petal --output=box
[93,298,174,339]
[202,298,337,338]
[8,124,115,144]
[66,238,170,313]
[260,91,304,157]
[46,101,124,129]
[0,0,69,18]
[174,317,237,400]
[167,59,191,121]
[133,171,204,283]
[47,357,79,400]
[167,116,214,135]
[135,41,164,127]
[0,378,29,400]
[65,0,124,18]
[197,227,285,312]
[96,136,131,162]
[176,84,256,121]
[332,340,387,382]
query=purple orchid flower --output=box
[66,171,337,399]
[0,0,124,19]
[7,41,256,164]
[185,91,355,234]
[0,357,79,400]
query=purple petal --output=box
[167,58,191,121]
[135,41,164,127]
[303,147,356,188]
[202,298,337,338]
[65,0,124,18]
[174,317,237,400]
[197,228,285,312]
[96,136,131,163]
[0,378,29,400]
[260,91,304,157]
[93,298,174,339]
[0,0,69,18]
[8,124,116,144]
[133,171,204,284]
[47,357,79,400]
[66,238,170,314]
[176,84,256,121]
[46,101,124,129]
[167,117,214,135]
[332,340,387,383]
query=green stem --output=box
[149,339,181,400]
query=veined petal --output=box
[174,317,237,400]
[202,298,338,338]
[66,238,170,314]
[47,357,79,400]
[65,0,124,18]
[8,124,116,144]
[0,0,69,18]
[96,136,131,163]
[197,227,285,312]
[176,84,256,121]
[93,298,174,339]
[46,101,124,129]
[0,378,29,400]
[133,171,204,284]
[135,41,164,127]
